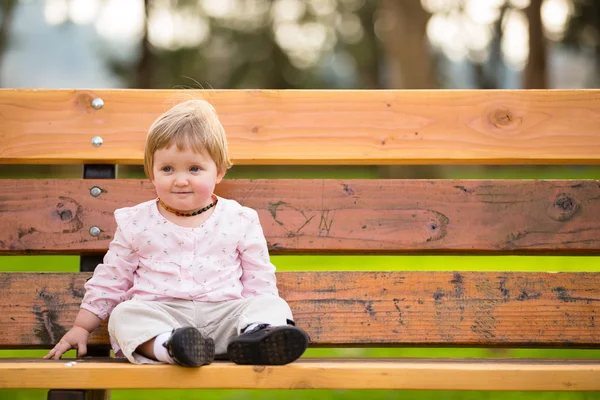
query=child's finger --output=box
[43,349,55,360]
[50,341,71,360]
[53,349,65,360]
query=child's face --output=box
[151,145,224,211]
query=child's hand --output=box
[43,326,90,360]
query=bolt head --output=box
[91,136,103,147]
[90,186,102,197]
[92,98,104,109]
[89,226,101,237]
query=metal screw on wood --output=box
[90,186,102,197]
[89,226,101,237]
[91,98,104,109]
[91,136,103,147]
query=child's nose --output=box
[174,175,189,186]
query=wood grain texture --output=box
[2,272,599,348]
[1,89,599,165]
[1,358,599,390]
[0,179,598,254]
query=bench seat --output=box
[1,358,600,391]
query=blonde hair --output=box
[144,99,232,180]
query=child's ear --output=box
[216,170,226,184]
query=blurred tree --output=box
[563,0,600,87]
[110,0,386,90]
[524,0,548,89]
[472,3,508,89]
[0,0,17,87]
[136,0,156,88]
[349,0,382,88]
[379,0,435,89]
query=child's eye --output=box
[190,166,201,172]
[161,166,172,172]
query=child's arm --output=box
[80,222,139,320]
[237,208,278,297]
[44,215,138,360]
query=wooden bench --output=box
[1,89,599,399]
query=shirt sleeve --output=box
[80,211,138,320]
[237,208,278,298]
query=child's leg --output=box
[137,332,175,363]
[195,295,309,365]
[235,294,294,332]
[108,298,212,366]
[230,295,309,365]
[135,336,158,360]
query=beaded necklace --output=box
[158,195,218,217]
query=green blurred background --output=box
[1,0,600,398]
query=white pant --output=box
[107,295,293,364]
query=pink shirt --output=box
[81,196,278,320]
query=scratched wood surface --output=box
[1,358,600,390]
[2,271,599,348]
[0,179,598,254]
[1,89,599,165]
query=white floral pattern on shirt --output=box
[81,196,278,320]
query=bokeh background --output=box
[0,0,599,399]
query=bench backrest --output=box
[1,89,599,350]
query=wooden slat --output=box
[0,179,599,254]
[1,89,600,165]
[2,272,599,348]
[1,358,599,390]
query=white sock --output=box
[153,331,175,364]
[243,322,270,333]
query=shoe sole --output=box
[170,327,215,367]
[227,326,309,365]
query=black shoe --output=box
[227,324,309,365]
[163,327,214,367]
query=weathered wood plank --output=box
[1,358,600,390]
[0,179,598,254]
[2,272,599,348]
[1,89,599,165]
